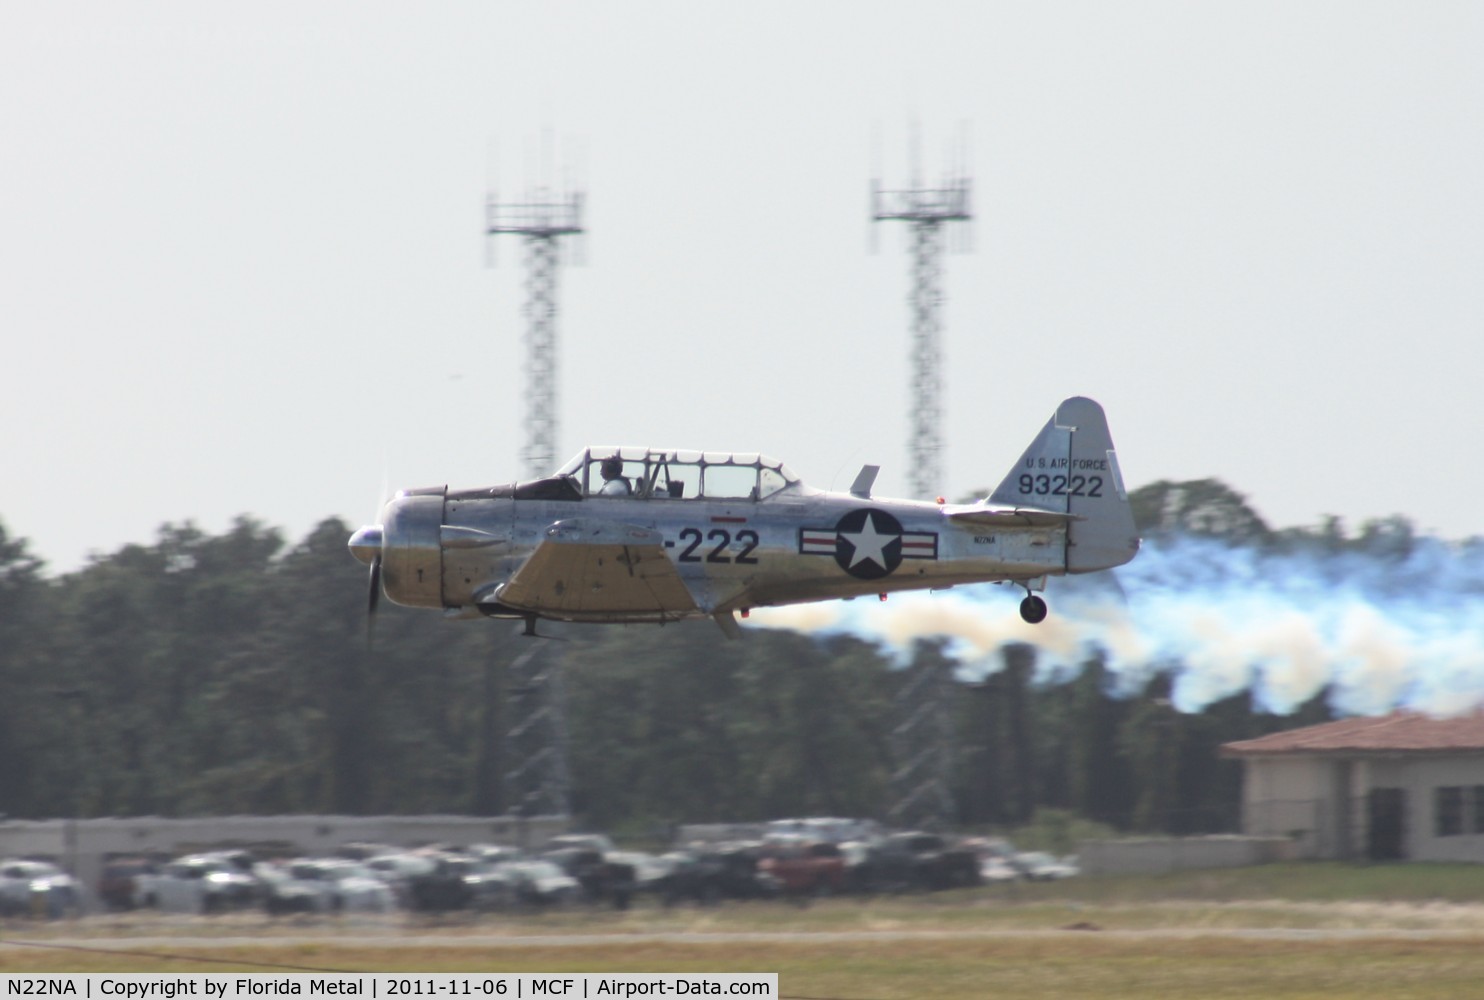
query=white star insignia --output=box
[839,512,895,569]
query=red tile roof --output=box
[1222,712,1484,756]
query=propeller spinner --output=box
[348,524,384,644]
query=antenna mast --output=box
[486,182,585,479]
[871,133,972,499]
[485,148,585,826]
[874,128,973,832]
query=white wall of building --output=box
[1240,753,1484,863]
[1240,757,1346,859]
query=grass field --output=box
[5,863,1484,999]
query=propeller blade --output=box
[366,556,382,648]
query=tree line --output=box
[0,480,1434,835]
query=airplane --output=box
[348,396,1140,639]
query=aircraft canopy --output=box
[555,447,800,501]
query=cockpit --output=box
[553,447,800,501]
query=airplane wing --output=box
[944,507,1083,529]
[493,518,701,619]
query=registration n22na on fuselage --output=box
[349,396,1140,639]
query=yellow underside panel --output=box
[497,520,699,617]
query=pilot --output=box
[598,456,631,496]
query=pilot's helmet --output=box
[600,456,623,479]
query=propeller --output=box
[352,459,391,648]
[348,522,386,649]
[366,555,383,647]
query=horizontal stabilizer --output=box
[945,507,1082,529]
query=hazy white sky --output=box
[3,2,1481,573]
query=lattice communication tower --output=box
[874,135,973,830]
[501,643,572,820]
[486,188,585,479]
[871,172,972,500]
[485,180,584,823]
[887,642,957,831]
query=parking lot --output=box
[2,818,1081,921]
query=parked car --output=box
[960,836,1017,863]
[1010,851,1079,881]
[544,833,616,854]
[757,841,847,897]
[403,855,480,912]
[837,840,877,893]
[97,857,157,911]
[256,863,317,915]
[959,837,1021,885]
[402,854,520,913]
[544,847,637,908]
[465,843,525,867]
[0,860,81,918]
[363,852,440,908]
[657,843,781,905]
[606,850,675,897]
[135,854,258,914]
[979,857,1021,883]
[491,860,580,908]
[455,859,520,911]
[259,859,395,914]
[764,818,884,845]
[857,833,981,892]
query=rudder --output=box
[988,396,1140,572]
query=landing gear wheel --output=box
[1019,594,1048,624]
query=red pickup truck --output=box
[756,841,847,896]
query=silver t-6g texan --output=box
[349,396,1140,638]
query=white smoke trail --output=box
[749,534,1484,717]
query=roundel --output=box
[833,508,905,580]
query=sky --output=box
[3,2,1482,574]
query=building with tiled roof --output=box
[1220,712,1484,863]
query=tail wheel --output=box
[1019,595,1048,624]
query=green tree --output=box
[1129,479,1271,544]
[0,522,51,815]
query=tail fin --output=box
[988,396,1140,573]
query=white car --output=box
[136,854,258,913]
[765,818,884,845]
[543,834,616,854]
[260,859,395,914]
[493,860,580,907]
[363,852,440,907]
[0,860,81,918]
[980,857,1021,883]
[606,850,675,893]
[1011,851,1079,881]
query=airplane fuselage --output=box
[351,397,1141,633]
[393,486,1069,621]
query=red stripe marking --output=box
[712,516,747,523]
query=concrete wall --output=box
[0,814,568,907]
[677,823,767,844]
[1078,835,1297,876]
